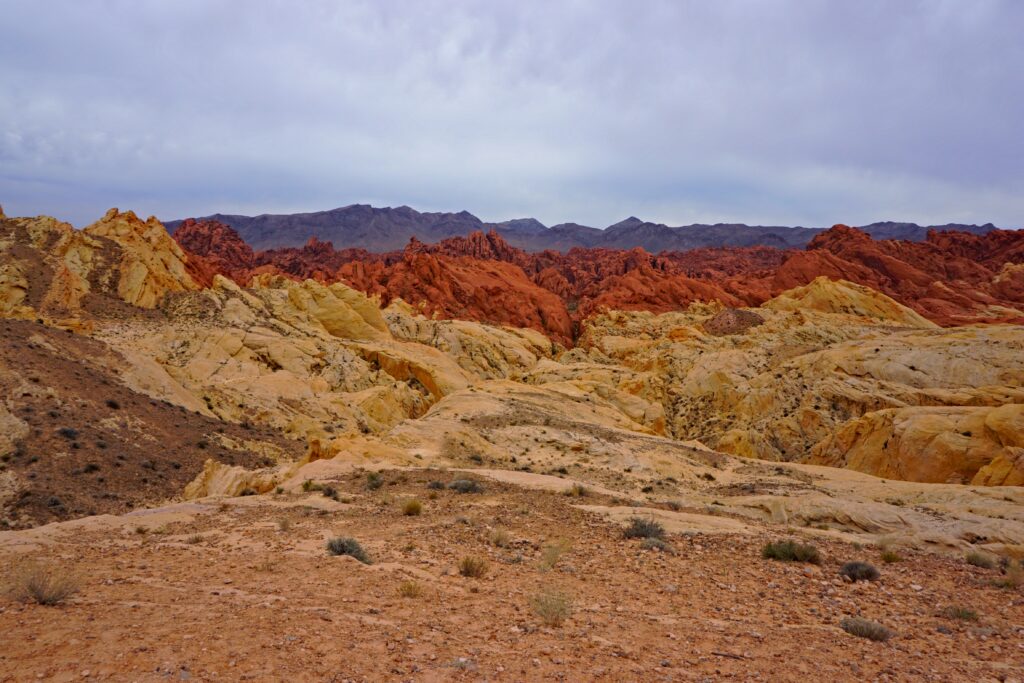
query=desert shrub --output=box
[402,499,423,516]
[458,555,488,578]
[57,427,78,440]
[840,616,893,642]
[762,540,821,564]
[563,484,588,498]
[427,480,445,490]
[539,539,571,571]
[105,399,121,410]
[321,485,341,501]
[7,560,79,606]
[640,537,675,554]
[277,518,292,532]
[398,580,422,598]
[966,551,996,569]
[449,479,483,494]
[530,587,573,626]
[301,479,321,493]
[839,561,880,582]
[939,606,978,621]
[623,517,666,540]
[366,472,384,490]
[880,549,902,563]
[991,559,1024,589]
[489,528,512,548]
[186,534,204,544]
[326,537,371,564]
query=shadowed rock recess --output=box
[2,208,1023,680]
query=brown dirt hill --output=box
[0,319,302,527]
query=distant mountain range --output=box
[163,204,1003,253]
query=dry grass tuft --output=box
[563,484,588,498]
[530,587,573,626]
[7,560,80,606]
[538,539,572,572]
[458,555,489,578]
[939,605,978,621]
[489,528,512,548]
[880,549,902,563]
[991,559,1024,589]
[398,580,423,598]
[402,499,423,516]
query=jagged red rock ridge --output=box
[174,219,1024,343]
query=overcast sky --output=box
[1,0,1022,228]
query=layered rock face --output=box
[579,280,1024,485]
[0,209,203,319]
[2,207,1023,532]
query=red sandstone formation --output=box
[770,225,1024,325]
[341,245,574,344]
[174,219,256,280]
[173,220,1024,341]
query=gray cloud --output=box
[1,0,1021,228]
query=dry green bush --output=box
[762,540,821,564]
[839,561,880,582]
[448,479,484,494]
[840,616,893,642]
[326,537,371,564]
[640,537,675,554]
[965,551,996,569]
[623,517,665,540]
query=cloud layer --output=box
[1,0,1021,227]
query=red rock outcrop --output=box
[172,220,1024,342]
[174,219,256,280]
[340,244,574,344]
[770,225,1024,325]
